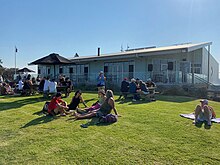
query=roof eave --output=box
[187,42,212,52]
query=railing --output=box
[37,71,220,88]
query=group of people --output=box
[0,82,15,95]
[120,77,156,101]
[1,72,217,127]
[38,75,72,97]
[47,89,119,120]
[0,75,15,95]
[13,74,72,97]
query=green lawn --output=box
[0,92,220,164]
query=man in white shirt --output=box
[49,79,57,94]
[43,77,50,93]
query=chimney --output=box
[98,47,100,56]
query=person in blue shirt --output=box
[129,78,140,101]
[97,71,106,91]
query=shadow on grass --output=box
[0,96,47,112]
[67,117,116,128]
[21,115,54,128]
[116,97,152,105]
[115,94,197,104]
[152,95,197,103]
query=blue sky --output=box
[0,0,220,72]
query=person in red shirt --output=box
[48,92,68,116]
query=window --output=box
[84,66,88,74]
[47,68,50,74]
[104,66,108,73]
[59,67,63,74]
[148,64,153,71]
[191,64,201,74]
[69,67,73,74]
[129,65,134,72]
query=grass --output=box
[0,92,220,164]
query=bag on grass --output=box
[42,101,50,113]
[99,114,118,123]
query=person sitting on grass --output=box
[47,92,69,116]
[77,89,106,114]
[73,90,119,120]
[194,99,216,126]
[68,90,87,110]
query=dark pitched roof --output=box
[29,53,71,65]
[17,67,35,73]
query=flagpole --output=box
[15,46,17,77]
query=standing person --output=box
[194,99,216,126]
[73,90,119,119]
[97,71,106,91]
[47,92,69,116]
[68,90,87,110]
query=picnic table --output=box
[119,86,159,101]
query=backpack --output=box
[42,101,50,114]
[99,114,118,123]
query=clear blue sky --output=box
[0,0,220,72]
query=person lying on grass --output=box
[68,90,87,110]
[76,89,106,114]
[73,90,119,119]
[194,99,216,126]
[47,92,69,116]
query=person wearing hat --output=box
[194,99,216,126]
[47,92,69,116]
[97,71,106,91]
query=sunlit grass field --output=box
[0,92,220,164]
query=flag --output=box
[15,46,18,53]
